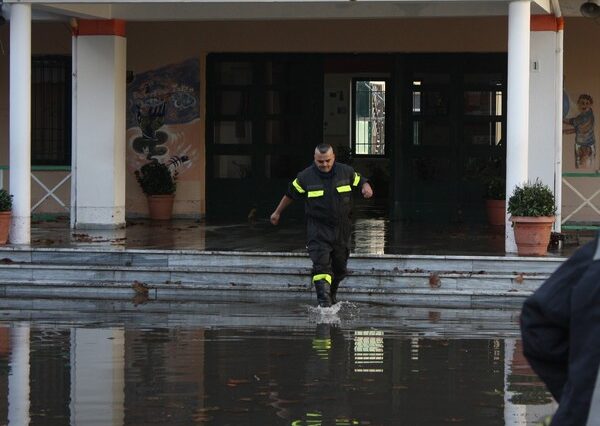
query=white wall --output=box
[529,30,559,189]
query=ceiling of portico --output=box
[1,0,592,22]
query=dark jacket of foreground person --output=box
[521,234,600,426]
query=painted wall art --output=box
[563,93,596,169]
[126,58,200,181]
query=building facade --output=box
[1,0,599,252]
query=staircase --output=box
[0,247,565,308]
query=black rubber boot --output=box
[330,279,340,305]
[314,279,332,307]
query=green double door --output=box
[395,54,506,223]
[206,54,323,220]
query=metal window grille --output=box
[31,55,72,166]
[354,80,385,156]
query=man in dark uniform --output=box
[520,233,600,425]
[270,143,373,307]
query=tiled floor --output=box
[27,215,593,257]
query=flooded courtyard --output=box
[0,300,554,425]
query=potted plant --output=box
[134,159,176,220]
[0,189,12,244]
[507,180,556,256]
[484,176,506,227]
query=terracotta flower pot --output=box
[147,194,175,220]
[485,199,505,227]
[510,216,555,256]
[0,211,11,244]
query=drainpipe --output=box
[70,18,78,229]
[551,0,563,233]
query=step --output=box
[0,247,566,307]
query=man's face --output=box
[314,148,335,173]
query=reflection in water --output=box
[0,321,556,425]
[353,218,387,255]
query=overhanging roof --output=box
[3,0,555,21]
[4,0,586,22]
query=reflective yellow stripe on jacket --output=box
[292,178,305,194]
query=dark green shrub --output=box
[0,189,12,212]
[508,180,556,217]
[134,160,176,195]
[485,176,506,200]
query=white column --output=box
[8,4,32,245]
[505,0,531,253]
[8,325,31,425]
[74,28,126,229]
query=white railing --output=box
[0,165,71,213]
[560,172,600,230]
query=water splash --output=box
[306,301,359,324]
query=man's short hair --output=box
[315,143,333,154]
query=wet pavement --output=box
[0,300,556,425]
[28,215,591,257]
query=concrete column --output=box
[505,0,531,253]
[8,325,30,425]
[529,16,563,233]
[73,20,126,229]
[8,4,32,245]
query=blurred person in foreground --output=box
[521,233,600,425]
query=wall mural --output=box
[126,58,200,181]
[563,92,596,169]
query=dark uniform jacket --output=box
[286,162,368,246]
[521,234,600,425]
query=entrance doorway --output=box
[205,53,506,224]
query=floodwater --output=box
[0,301,555,425]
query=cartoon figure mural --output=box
[563,94,596,169]
[126,58,200,180]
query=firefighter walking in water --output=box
[270,144,373,307]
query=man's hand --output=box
[361,182,373,199]
[270,212,281,226]
[270,195,293,225]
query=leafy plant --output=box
[508,180,556,217]
[485,176,506,200]
[134,160,176,196]
[0,189,12,212]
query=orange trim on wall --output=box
[77,19,126,37]
[531,15,562,32]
